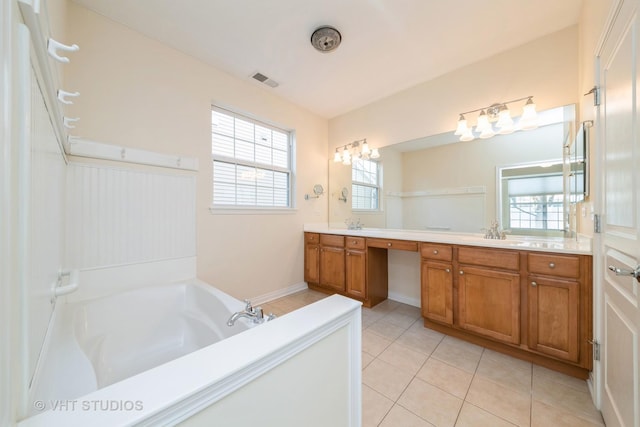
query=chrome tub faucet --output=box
[227,300,276,326]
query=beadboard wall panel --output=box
[66,164,196,270]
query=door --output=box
[320,246,345,291]
[345,249,366,298]
[597,1,640,425]
[421,261,453,325]
[304,243,319,284]
[457,266,520,344]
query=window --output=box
[352,158,379,210]
[502,169,564,232]
[211,106,293,208]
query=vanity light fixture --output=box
[454,96,538,142]
[332,138,380,165]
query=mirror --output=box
[329,104,576,236]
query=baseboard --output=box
[387,291,420,308]
[251,282,308,305]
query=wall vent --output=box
[251,72,279,88]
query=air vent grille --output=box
[251,72,279,88]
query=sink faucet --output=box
[345,218,362,230]
[227,300,276,326]
[483,220,507,240]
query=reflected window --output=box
[352,158,379,210]
[501,165,564,233]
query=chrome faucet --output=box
[345,217,363,230]
[483,220,507,240]
[227,300,276,326]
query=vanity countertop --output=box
[303,225,592,255]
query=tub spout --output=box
[227,300,275,326]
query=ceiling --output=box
[72,0,584,119]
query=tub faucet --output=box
[227,300,275,326]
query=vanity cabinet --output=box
[456,247,521,345]
[527,253,588,364]
[304,233,320,284]
[345,237,366,299]
[318,234,345,292]
[420,244,454,325]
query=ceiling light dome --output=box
[311,26,342,53]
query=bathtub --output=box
[21,276,362,427]
[28,280,254,415]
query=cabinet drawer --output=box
[420,243,453,261]
[528,253,580,279]
[458,246,519,271]
[367,238,418,251]
[320,234,345,247]
[346,236,366,250]
[305,233,320,244]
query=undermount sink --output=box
[460,235,524,244]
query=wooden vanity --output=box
[304,229,593,378]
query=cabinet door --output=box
[346,249,366,298]
[320,246,345,291]
[528,275,580,363]
[304,243,319,284]
[421,261,453,325]
[458,266,520,344]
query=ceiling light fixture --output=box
[311,26,342,53]
[333,139,380,165]
[454,96,538,142]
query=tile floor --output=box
[261,290,605,427]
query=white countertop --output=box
[303,225,592,255]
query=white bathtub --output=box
[20,274,362,427]
[29,280,253,413]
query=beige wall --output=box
[329,26,579,154]
[64,3,328,300]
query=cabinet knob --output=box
[315,247,318,251]
[352,240,357,244]
[531,281,538,287]
[445,268,450,273]
[549,262,555,269]
[387,243,392,247]
[459,270,464,275]
[433,250,439,254]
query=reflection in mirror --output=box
[329,104,576,236]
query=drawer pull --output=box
[352,240,357,244]
[346,252,350,256]
[445,268,450,273]
[531,281,537,287]
[433,250,439,254]
[549,262,555,269]
[459,270,464,275]
[387,243,392,247]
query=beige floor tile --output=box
[382,311,421,328]
[371,299,401,313]
[455,402,518,427]
[380,404,435,427]
[532,375,602,424]
[367,319,409,341]
[363,358,414,401]
[396,329,443,355]
[431,338,483,374]
[532,364,590,393]
[398,378,463,427]
[362,384,394,427]
[531,400,604,427]
[362,330,393,356]
[392,303,422,318]
[465,376,531,427]
[475,350,532,394]
[378,342,428,375]
[362,351,375,370]
[416,357,473,399]
[362,309,385,329]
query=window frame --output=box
[210,105,296,213]
[351,157,381,212]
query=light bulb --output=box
[475,110,491,133]
[520,98,538,130]
[360,140,370,155]
[333,150,342,162]
[460,127,475,142]
[370,148,380,159]
[496,107,514,135]
[455,114,468,136]
[479,125,496,139]
[342,147,351,165]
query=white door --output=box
[597,0,640,426]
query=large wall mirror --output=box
[329,104,576,237]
